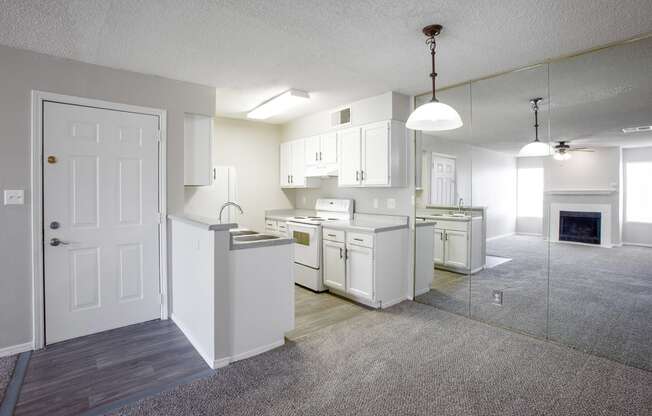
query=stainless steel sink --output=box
[233,234,279,242]
[230,230,259,236]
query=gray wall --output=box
[622,146,652,245]
[0,45,215,351]
[184,117,295,232]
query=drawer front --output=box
[265,219,278,232]
[277,221,288,233]
[346,232,374,248]
[323,228,345,242]
[434,220,468,232]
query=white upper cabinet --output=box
[304,136,321,167]
[320,132,338,165]
[184,114,213,186]
[338,120,407,188]
[338,127,362,186]
[280,139,319,188]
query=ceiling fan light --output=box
[553,151,571,161]
[406,100,464,131]
[519,141,552,157]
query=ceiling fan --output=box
[552,140,594,160]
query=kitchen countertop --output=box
[168,213,238,231]
[415,220,437,227]
[229,231,293,250]
[264,209,315,222]
[417,214,477,222]
[322,220,408,233]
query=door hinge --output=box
[155,130,162,142]
[157,212,164,223]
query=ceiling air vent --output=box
[622,125,652,133]
[330,107,351,128]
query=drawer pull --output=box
[327,234,336,237]
[354,238,364,242]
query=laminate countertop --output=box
[168,214,238,231]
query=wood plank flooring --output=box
[286,286,371,341]
[15,319,210,416]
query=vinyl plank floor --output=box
[286,286,370,341]
[15,319,209,416]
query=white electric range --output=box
[287,198,354,292]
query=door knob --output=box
[50,238,71,247]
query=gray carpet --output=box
[114,301,652,416]
[416,235,652,371]
[0,354,17,404]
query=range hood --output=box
[304,164,338,178]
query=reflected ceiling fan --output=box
[552,140,594,160]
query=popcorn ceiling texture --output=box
[0,0,651,122]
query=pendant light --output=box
[518,98,552,157]
[406,24,463,132]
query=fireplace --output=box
[559,211,601,245]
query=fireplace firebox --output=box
[559,211,601,245]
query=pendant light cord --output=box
[427,36,438,102]
[531,98,541,142]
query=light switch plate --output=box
[4,189,24,205]
[373,198,379,209]
[387,198,396,209]
[492,290,503,306]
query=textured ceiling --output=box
[1,0,652,123]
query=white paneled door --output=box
[43,102,161,344]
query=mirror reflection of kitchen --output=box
[414,83,475,316]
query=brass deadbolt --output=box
[47,155,57,164]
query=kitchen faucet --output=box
[219,201,243,223]
[457,198,464,213]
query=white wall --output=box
[622,146,652,245]
[516,157,545,235]
[471,147,517,240]
[0,44,215,352]
[185,118,294,232]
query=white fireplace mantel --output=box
[545,187,617,195]
[549,203,612,248]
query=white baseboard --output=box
[623,242,652,248]
[414,287,430,297]
[486,232,515,242]
[230,339,285,363]
[0,342,32,358]
[380,296,407,309]
[515,232,543,237]
[171,313,218,369]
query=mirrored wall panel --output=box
[414,83,473,316]
[547,37,652,370]
[469,64,550,338]
[413,35,652,371]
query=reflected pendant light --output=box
[406,24,463,132]
[518,98,552,157]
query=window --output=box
[626,161,652,223]
[517,167,543,218]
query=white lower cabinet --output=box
[345,243,374,300]
[433,218,483,273]
[322,227,408,308]
[323,240,346,290]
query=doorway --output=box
[32,92,167,347]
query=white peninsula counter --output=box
[168,214,294,369]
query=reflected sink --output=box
[230,230,259,236]
[233,234,280,242]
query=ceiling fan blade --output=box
[570,148,594,152]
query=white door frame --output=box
[30,91,168,349]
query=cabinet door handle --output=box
[319,151,322,161]
[356,171,359,181]
[440,233,443,241]
[290,175,293,184]
[287,175,290,184]
[315,152,318,161]
[339,247,343,258]
[445,232,448,241]
[361,170,365,180]
[354,238,363,242]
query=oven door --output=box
[288,222,320,269]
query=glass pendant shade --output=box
[553,151,571,161]
[406,100,464,131]
[518,140,552,157]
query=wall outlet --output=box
[302,196,307,205]
[386,198,396,209]
[373,198,379,209]
[492,290,503,306]
[4,189,24,205]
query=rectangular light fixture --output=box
[622,125,652,133]
[247,89,310,120]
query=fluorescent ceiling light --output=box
[247,89,310,120]
[622,125,652,133]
